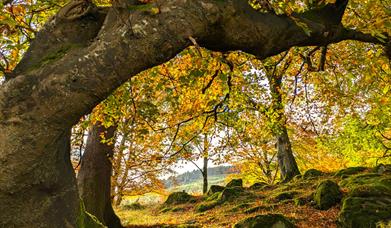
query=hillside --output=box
[117,165,391,228]
[164,166,238,193]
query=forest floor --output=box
[116,165,391,228]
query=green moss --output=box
[128,4,154,11]
[29,44,81,71]
[233,214,295,228]
[217,187,245,202]
[337,171,391,227]
[338,196,391,228]
[314,180,342,210]
[207,185,225,195]
[249,182,268,190]
[159,207,172,213]
[122,202,144,210]
[164,192,194,205]
[195,200,221,213]
[302,169,324,179]
[226,179,243,188]
[205,192,220,201]
[334,167,367,177]
[227,203,254,213]
[339,173,390,191]
[268,191,298,203]
[77,200,106,228]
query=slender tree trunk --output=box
[111,133,127,206]
[202,134,209,194]
[202,156,208,194]
[77,123,123,228]
[268,74,301,182]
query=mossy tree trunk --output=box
[0,0,384,226]
[77,123,123,228]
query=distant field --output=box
[169,174,227,194]
[121,174,228,207]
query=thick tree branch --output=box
[1,0,388,128]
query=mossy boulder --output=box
[339,173,389,190]
[226,179,243,188]
[269,191,298,203]
[302,169,323,179]
[249,182,267,190]
[314,180,342,210]
[195,200,221,212]
[334,167,367,178]
[338,196,391,228]
[205,192,220,201]
[337,172,391,227]
[233,214,295,228]
[122,202,144,210]
[164,192,194,205]
[294,193,313,206]
[207,185,225,195]
[218,187,245,202]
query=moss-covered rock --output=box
[164,192,194,205]
[197,187,252,212]
[314,180,342,210]
[195,200,221,213]
[226,179,243,188]
[339,173,388,190]
[249,182,267,190]
[233,214,295,228]
[207,185,225,195]
[337,172,391,227]
[122,202,144,210]
[334,167,367,177]
[302,169,324,179]
[338,196,391,228]
[205,192,220,201]
[294,193,313,206]
[268,191,298,203]
[218,187,245,202]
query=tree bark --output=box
[276,127,300,182]
[202,156,208,195]
[77,123,123,228]
[268,73,301,182]
[0,0,387,226]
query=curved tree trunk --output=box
[77,123,123,228]
[0,0,383,226]
[0,125,79,227]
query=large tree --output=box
[0,0,388,226]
